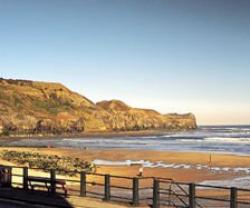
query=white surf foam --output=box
[93,159,181,168]
[92,159,146,166]
[92,159,250,174]
[179,139,203,142]
[204,137,250,143]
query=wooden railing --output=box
[2,165,250,207]
[153,179,250,208]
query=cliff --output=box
[0,78,197,136]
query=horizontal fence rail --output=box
[0,165,249,207]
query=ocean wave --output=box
[5,125,250,155]
[178,139,203,142]
[93,159,146,166]
[204,137,250,143]
[92,159,250,174]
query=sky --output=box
[0,0,250,125]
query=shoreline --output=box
[0,128,195,140]
[1,144,250,157]
[1,136,250,157]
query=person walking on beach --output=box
[138,165,144,177]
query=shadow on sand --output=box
[0,187,73,208]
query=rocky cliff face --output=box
[0,78,197,136]
[96,100,196,131]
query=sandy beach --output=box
[0,147,249,207]
[0,147,249,183]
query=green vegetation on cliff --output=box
[0,78,197,136]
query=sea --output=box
[3,125,250,155]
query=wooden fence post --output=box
[8,166,12,187]
[153,179,160,208]
[104,174,111,201]
[132,177,139,206]
[189,183,196,208]
[230,187,237,208]
[80,171,87,197]
[50,169,56,194]
[23,167,28,190]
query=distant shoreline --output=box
[0,128,192,140]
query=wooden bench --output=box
[27,176,68,197]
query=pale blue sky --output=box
[0,0,250,125]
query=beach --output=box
[0,146,249,207]
[0,147,249,184]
